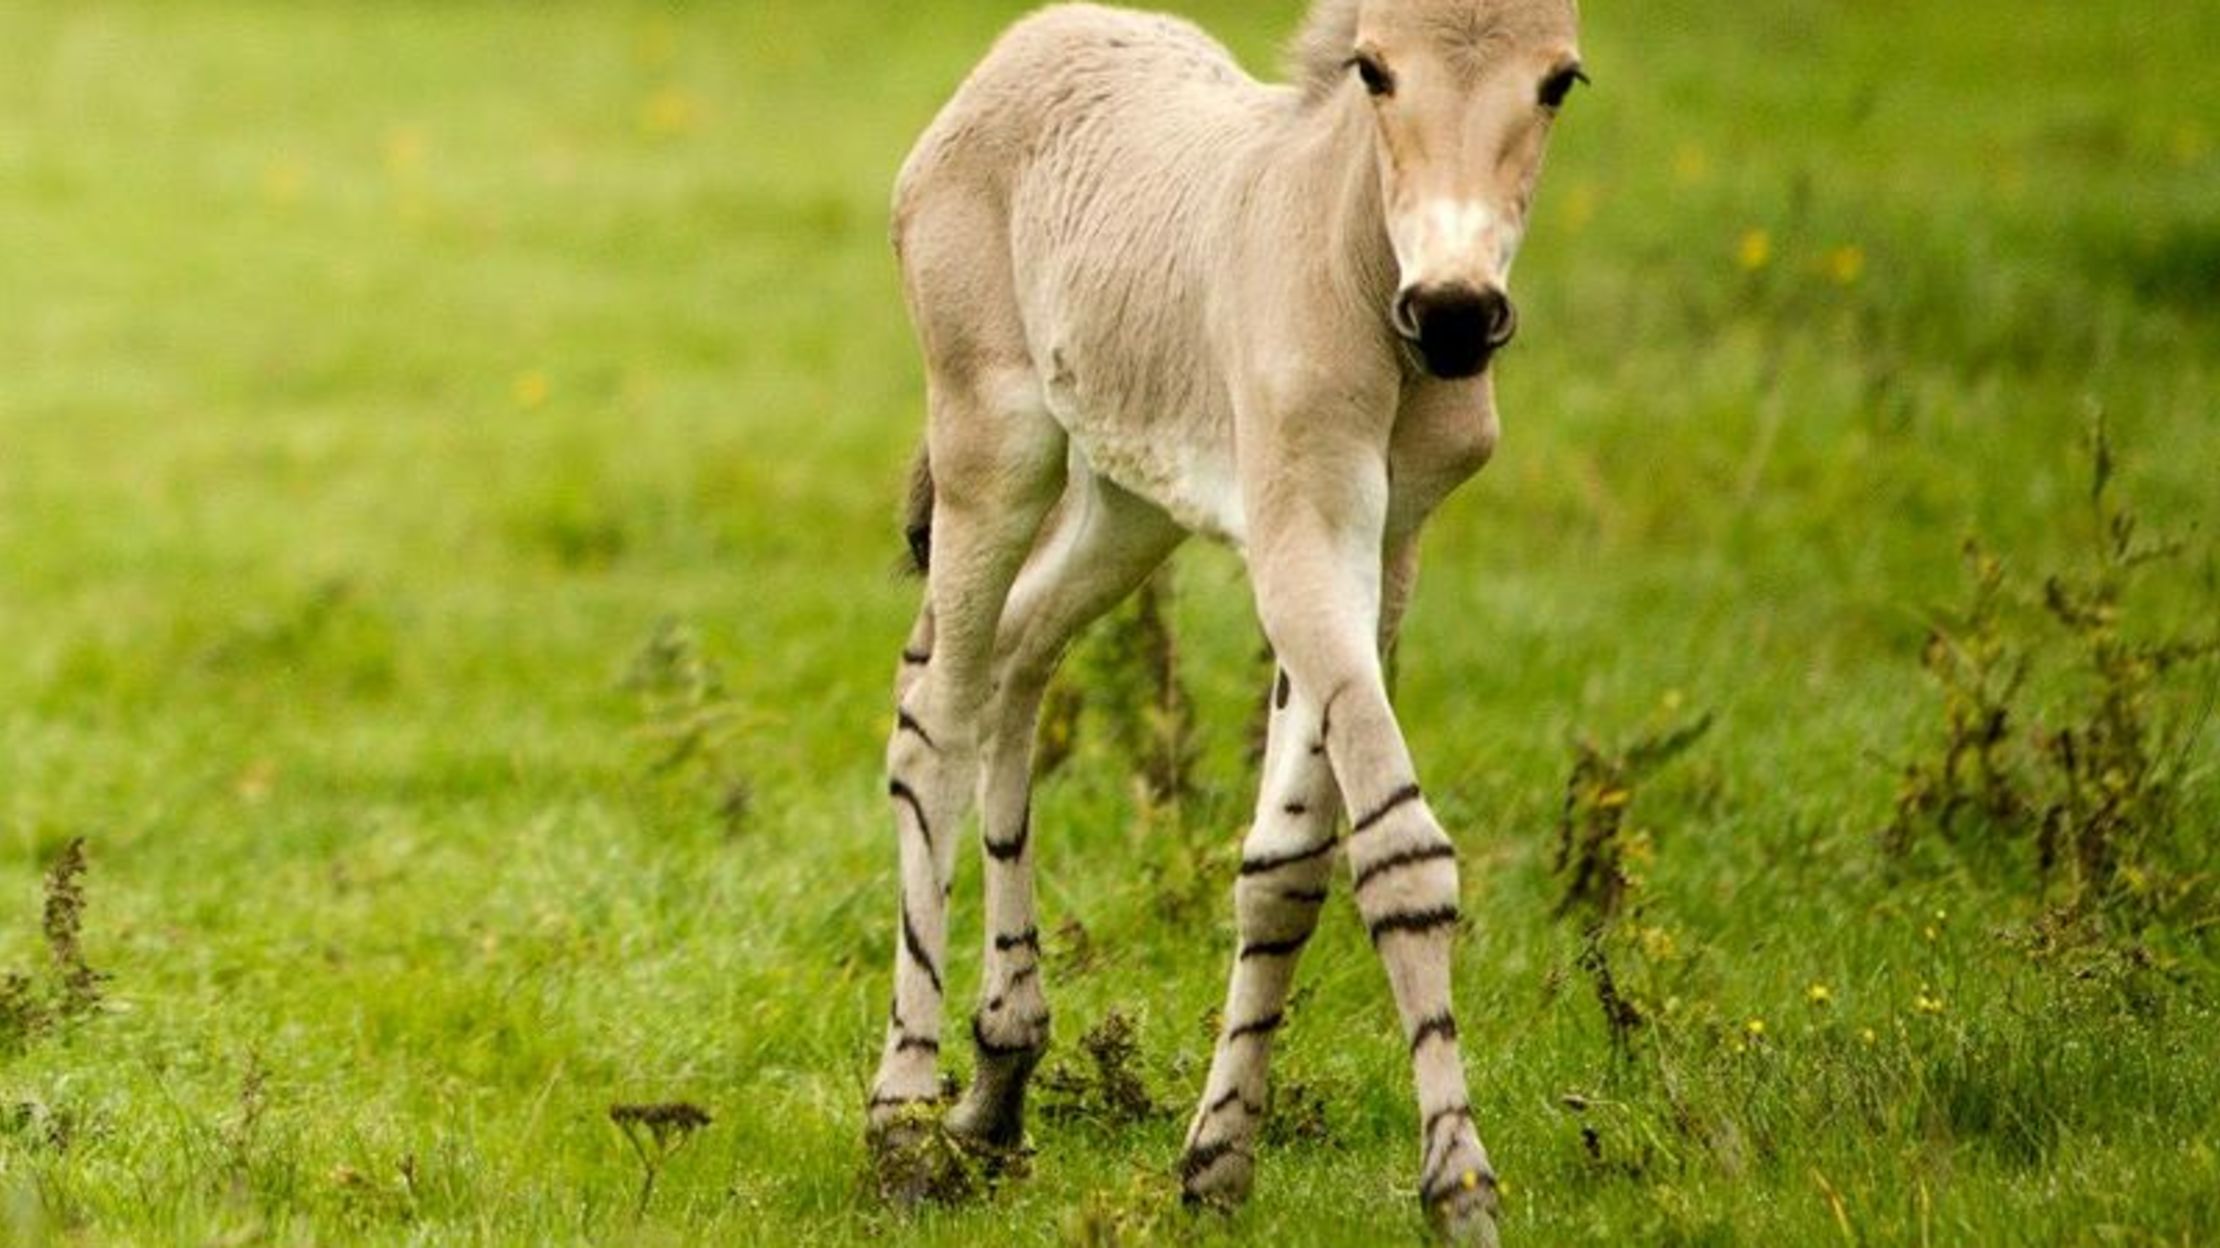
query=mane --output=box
[1288,0,1362,104]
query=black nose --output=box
[1393,284,1517,379]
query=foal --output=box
[868,0,1583,1238]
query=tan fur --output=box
[868,3,1582,1239]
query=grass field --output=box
[2,1,2217,1243]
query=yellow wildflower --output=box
[513,371,551,411]
[1825,245,1865,285]
[641,87,699,137]
[1806,982,1833,1007]
[1736,228,1772,272]
[384,127,425,178]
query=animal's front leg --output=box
[1246,491,1499,1245]
[1180,668,1342,1204]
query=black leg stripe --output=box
[1409,1012,1459,1054]
[984,811,1029,862]
[1009,963,1039,987]
[1281,800,1309,817]
[1238,932,1312,961]
[1274,669,1291,710]
[869,1092,928,1111]
[888,779,931,844]
[901,649,930,667]
[972,1013,1048,1059]
[901,906,943,995]
[895,1033,939,1055]
[1352,783,1424,835]
[896,708,935,749]
[1423,1103,1473,1142]
[1423,1161,1496,1207]
[994,926,1040,953]
[1226,1011,1283,1042]
[1206,1087,1263,1118]
[1180,1137,1244,1184]
[1352,842,1456,892]
[1366,904,1461,945]
[1277,885,1330,905]
[1239,838,1338,877]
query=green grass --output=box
[2,0,2217,1243]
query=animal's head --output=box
[1327,0,1583,378]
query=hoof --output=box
[868,1111,976,1208]
[1425,1169,1501,1247]
[1177,1139,1253,1209]
[943,1099,1034,1179]
[945,1040,1041,1157]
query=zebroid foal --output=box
[867,0,1585,1239]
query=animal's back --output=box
[894,4,1288,537]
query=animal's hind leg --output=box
[948,472,1185,1151]
[868,366,1065,1193]
[1179,667,1342,1203]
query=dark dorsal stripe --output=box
[1226,1011,1283,1041]
[984,810,1030,861]
[901,905,942,994]
[1408,1011,1459,1053]
[1238,837,1337,876]
[1352,841,1456,891]
[994,926,1040,953]
[1352,783,1423,834]
[1366,904,1460,945]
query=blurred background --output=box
[0,1,2214,1243]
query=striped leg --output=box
[1180,667,1341,1203]
[869,606,954,1130]
[949,473,1183,1149]
[868,371,1065,1190]
[1247,513,1496,1242]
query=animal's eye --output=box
[1539,64,1588,110]
[1350,53,1395,98]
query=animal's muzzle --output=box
[1393,284,1517,380]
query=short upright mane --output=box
[1289,0,1361,103]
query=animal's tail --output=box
[901,444,934,576]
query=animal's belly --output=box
[1044,374,1244,546]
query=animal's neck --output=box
[1291,88,1398,333]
